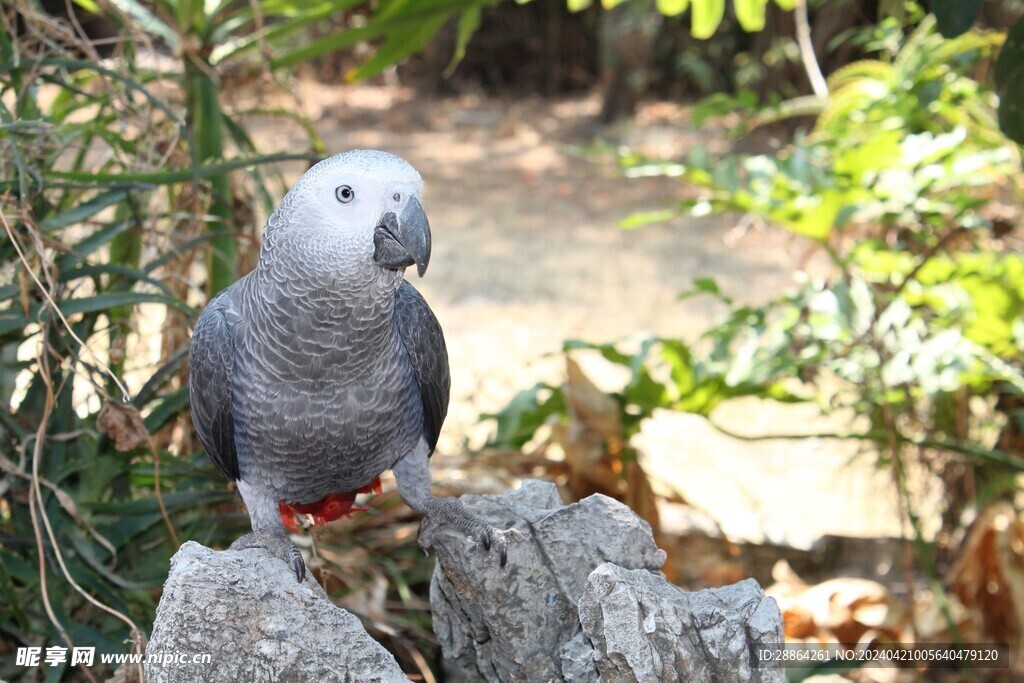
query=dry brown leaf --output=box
[767,561,909,646]
[97,401,149,452]
[946,502,1024,667]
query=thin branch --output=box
[794,0,828,98]
[706,419,1024,471]
[1,205,132,401]
[149,441,181,549]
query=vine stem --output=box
[794,0,829,98]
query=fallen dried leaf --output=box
[97,401,149,452]
[767,560,909,645]
[946,502,1024,668]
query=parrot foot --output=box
[416,497,522,568]
[230,528,306,583]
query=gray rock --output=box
[429,480,784,682]
[429,480,665,682]
[147,482,783,683]
[578,564,784,683]
[560,629,601,683]
[145,541,409,683]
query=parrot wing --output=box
[394,280,450,455]
[188,292,240,481]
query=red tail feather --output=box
[278,477,382,532]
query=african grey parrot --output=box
[188,150,514,582]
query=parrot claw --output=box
[482,527,524,568]
[414,498,522,568]
[291,554,307,583]
[230,528,307,583]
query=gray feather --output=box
[188,291,239,481]
[395,281,450,454]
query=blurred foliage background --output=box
[2,0,1023,680]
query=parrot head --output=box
[270,150,431,277]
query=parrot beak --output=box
[373,196,432,277]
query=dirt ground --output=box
[246,81,939,554]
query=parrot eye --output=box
[335,185,355,204]
[393,192,401,202]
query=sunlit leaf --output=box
[618,210,677,229]
[734,0,767,32]
[446,7,483,76]
[107,0,181,49]
[678,276,734,305]
[483,383,565,449]
[691,0,725,39]
[346,15,448,81]
[272,0,491,70]
[655,0,689,16]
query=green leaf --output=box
[83,489,228,516]
[784,188,844,241]
[107,0,181,49]
[931,0,981,39]
[60,264,174,296]
[446,7,483,76]
[0,292,195,337]
[144,389,190,433]
[483,383,565,449]
[35,152,318,188]
[996,16,1024,143]
[56,219,134,270]
[563,339,631,366]
[691,0,725,39]
[211,0,366,64]
[0,553,29,630]
[656,0,689,16]
[346,15,449,82]
[618,209,677,229]
[568,0,593,10]
[0,18,13,64]
[39,190,128,231]
[272,0,488,70]
[678,276,734,304]
[734,0,766,33]
[143,230,235,273]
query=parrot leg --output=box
[392,442,521,568]
[230,528,306,583]
[233,479,307,582]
